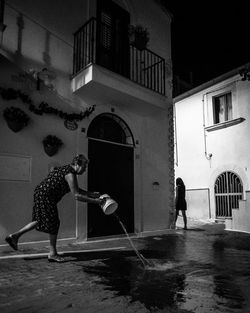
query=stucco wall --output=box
[227,191,250,233]
[0,0,173,245]
[186,189,210,220]
[2,0,90,109]
[0,56,81,244]
[175,75,250,220]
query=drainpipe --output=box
[202,93,213,161]
[173,102,178,166]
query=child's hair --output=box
[71,154,88,166]
[176,177,185,186]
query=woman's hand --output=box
[98,197,106,206]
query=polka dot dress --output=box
[32,165,75,234]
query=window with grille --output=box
[214,171,243,218]
[213,92,232,124]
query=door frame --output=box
[87,137,135,239]
[86,112,136,239]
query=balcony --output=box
[71,18,167,109]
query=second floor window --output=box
[213,92,232,124]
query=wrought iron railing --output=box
[73,17,166,96]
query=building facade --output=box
[174,64,250,232]
[0,0,174,247]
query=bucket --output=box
[99,194,118,215]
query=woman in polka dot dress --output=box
[5,154,105,262]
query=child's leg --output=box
[182,211,187,229]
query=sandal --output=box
[48,254,66,263]
[5,235,18,251]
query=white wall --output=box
[175,74,250,220]
[0,0,173,245]
[2,0,89,109]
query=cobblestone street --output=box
[1,219,250,313]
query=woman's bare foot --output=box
[48,254,66,263]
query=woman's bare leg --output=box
[11,221,38,240]
[48,234,65,262]
[49,233,58,257]
[5,221,38,250]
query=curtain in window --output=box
[215,93,232,123]
[226,93,232,120]
[218,96,226,123]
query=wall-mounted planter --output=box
[3,107,30,133]
[42,135,63,157]
[6,119,26,132]
[43,145,59,157]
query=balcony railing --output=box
[73,17,166,96]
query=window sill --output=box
[205,117,245,132]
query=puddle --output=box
[80,230,250,312]
[145,260,184,271]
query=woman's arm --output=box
[65,173,103,205]
[78,188,101,199]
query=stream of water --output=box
[114,213,152,267]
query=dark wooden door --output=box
[96,0,130,77]
[88,139,134,238]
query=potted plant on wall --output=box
[3,106,30,132]
[128,24,150,51]
[42,135,63,157]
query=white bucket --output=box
[99,194,118,215]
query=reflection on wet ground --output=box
[79,229,250,313]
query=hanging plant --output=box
[128,24,150,51]
[3,106,30,132]
[0,86,96,126]
[42,135,63,157]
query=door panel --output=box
[88,139,134,237]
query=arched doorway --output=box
[214,171,243,219]
[87,113,135,238]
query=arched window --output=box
[214,171,243,218]
[87,113,134,146]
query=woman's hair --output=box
[71,154,88,166]
[176,177,185,186]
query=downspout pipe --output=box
[174,102,178,166]
[202,93,213,160]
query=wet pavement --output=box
[1,219,250,313]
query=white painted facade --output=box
[174,64,250,232]
[0,0,173,247]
